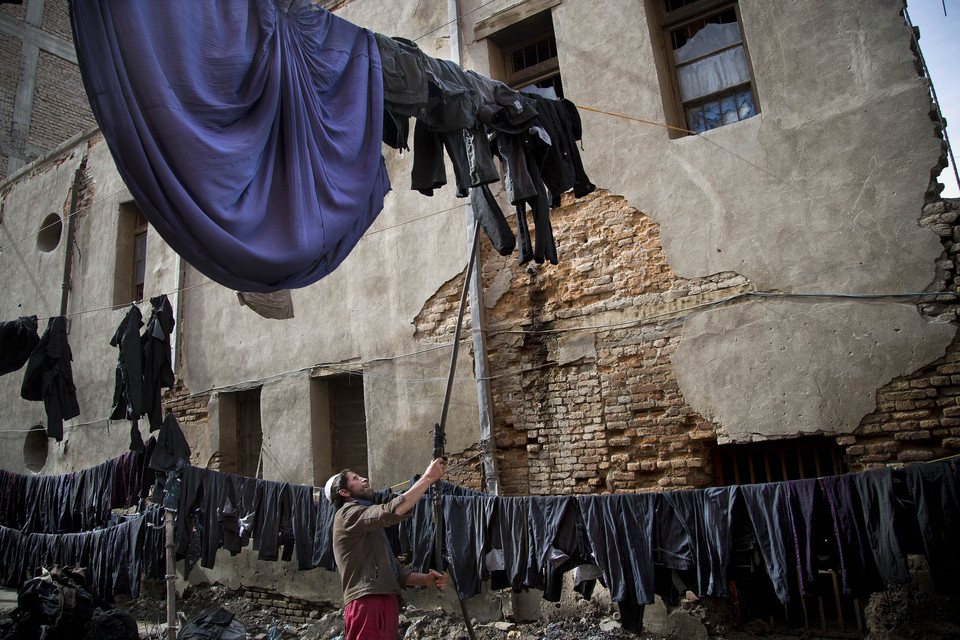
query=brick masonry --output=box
[414,190,750,495]
[414,190,960,495]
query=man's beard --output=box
[349,486,375,501]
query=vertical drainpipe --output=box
[171,255,185,375]
[447,0,500,495]
[59,164,83,319]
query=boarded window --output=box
[310,373,368,485]
[219,388,263,478]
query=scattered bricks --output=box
[835,436,857,446]
[845,445,866,456]
[944,437,960,449]
[930,376,952,386]
[640,461,656,472]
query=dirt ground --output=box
[4,573,959,639]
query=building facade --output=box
[0,0,956,628]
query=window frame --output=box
[658,0,760,136]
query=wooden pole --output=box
[165,508,177,640]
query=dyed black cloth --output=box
[471,185,516,257]
[109,306,144,451]
[0,315,40,376]
[655,488,737,599]
[149,412,191,473]
[443,495,496,600]
[854,467,910,584]
[903,460,960,594]
[524,94,596,207]
[821,473,884,596]
[140,295,176,431]
[20,316,80,441]
[579,493,656,605]
[737,483,793,604]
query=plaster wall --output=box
[0,145,84,472]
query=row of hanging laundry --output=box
[68,0,596,293]
[0,506,165,603]
[168,460,960,635]
[0,295,175,448]
[0,442,164,602]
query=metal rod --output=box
[432,219,481,640]
[437,220,481,435]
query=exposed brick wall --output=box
[417,190,960,495]
[162,380,210,467]
[414,190,756,495]
[30,51,95,152]
[41,0,72,41]
[1,32,22,168]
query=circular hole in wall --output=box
[36,213,63,252]
[23,425,49,472]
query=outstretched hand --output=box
[423,457,446,484]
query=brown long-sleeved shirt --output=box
[332,496,413,606]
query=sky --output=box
[908,0,960,197]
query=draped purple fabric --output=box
[70,0,390,292]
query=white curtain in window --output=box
[677,46,750,102]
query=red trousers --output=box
[344,593,399,640]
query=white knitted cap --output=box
[324,472,343,503]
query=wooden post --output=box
[165,508,177,640]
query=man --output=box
[325,458,448,640]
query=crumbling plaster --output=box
[540,0,956,442]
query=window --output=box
[658,0,759,134]
[310,373,368,485]
[113,201,148,307]
[713,436,846,486]
[476,1,564,98]
[218,388,264,477]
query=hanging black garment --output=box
[853,467,910,585]
[141,295,175,431]
[149,412,191,473]
[821,473,885,597]
[737,483,794,604]
[654,488,737,599]
[0,315,40,376]
[20,316,81,441]
[579,494,656,605]
[443,495,496,600]
[524,94,596,207]
[470,185,515,257]
[903,460,960,594]
[109,305,145,451]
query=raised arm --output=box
[395,457,446,516]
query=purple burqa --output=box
[70,0,390,291]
